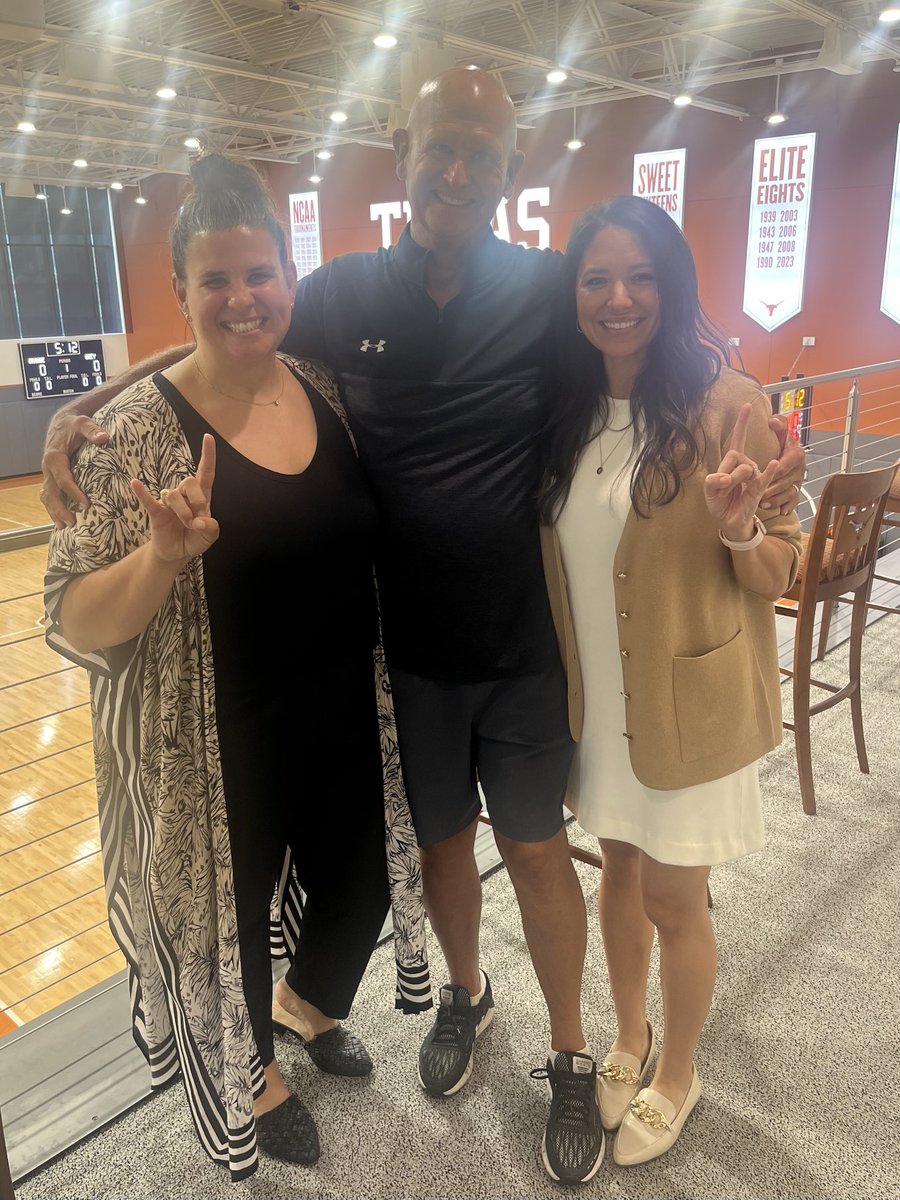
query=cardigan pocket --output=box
[672,629,760,763]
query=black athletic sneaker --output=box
[531,1050,605,1184]
[417,975,495,1096]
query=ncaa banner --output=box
[743,132,816,331]
[880,125,900,326]
[633,149,687,229]
[288,191,322,280]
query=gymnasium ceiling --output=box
[0,0,898,193]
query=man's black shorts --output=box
[389,657,574,848]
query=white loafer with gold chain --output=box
[597,1023,656,1131]
[613,1064,702,1166]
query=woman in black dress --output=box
[45,155,427,1177]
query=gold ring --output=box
[791,482,801,494]
[159,488,172,504]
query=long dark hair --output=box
[539,195,732,523]
[170,153,289,280]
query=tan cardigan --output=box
[542,369,802,791]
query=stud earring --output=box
[576,319,584,334]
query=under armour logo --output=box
[360,339,386,353]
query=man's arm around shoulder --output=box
[41,343,192,527]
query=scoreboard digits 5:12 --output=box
[19,339,106,399]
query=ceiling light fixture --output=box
[765,73,787,125]
[547,0,568,87]
[183,136,201,150]
[17,119,35,133]
[329,109,348,123]
[109,179,123,190]
[35,184,48,200]
[566,106,582,150]
[135,180,147,205]
[673,92,692,107]
[373,32,397,48]
[156,85,177,100]
[73,156,88,168]
[317,148,332,160]
[60,187,72,215]
[877,6,900,23]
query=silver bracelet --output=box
[719,515,766,551]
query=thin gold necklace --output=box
[596,404,633,475]
[192,355,284,407]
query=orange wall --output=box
[117,64,900,428]
[115,173,193,365]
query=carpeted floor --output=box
[18,618,900,1200]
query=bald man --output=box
[286,70,603,1181]
[41,67,803,1185]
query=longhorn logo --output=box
[760,299,784,317]
[360,339,386,352]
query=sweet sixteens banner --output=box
[881,124,900,326]
[632,149,686,229]
[288,191,322,280]
[743,132,816,331]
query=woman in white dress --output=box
[540,196,802,1166]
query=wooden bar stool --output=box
[867,466,900,617]
[815,466,900,653]
[775,463,898,815]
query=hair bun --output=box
[190,153,263,202]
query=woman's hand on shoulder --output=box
[131,433,220,563]
[705,402,778,540]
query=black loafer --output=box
[302,1025,373,1077]
[255,1094,320,1165]
[273,1019,373,1077]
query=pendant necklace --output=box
[193,355,285,407]
[596,414,633,475]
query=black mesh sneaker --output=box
[531,1050,605,1184]
[417,975,495,1096]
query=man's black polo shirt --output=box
[286,227,564,683]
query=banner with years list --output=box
[743,132,816,331]
[881,124,900,326]
[288,191,322,280]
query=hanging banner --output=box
[743,132,816,331]
[880,124,900,326]
[632,149,687,229]
[288,191,322,280]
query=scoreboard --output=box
[19,339,106,399]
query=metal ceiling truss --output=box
[0,0,895,191]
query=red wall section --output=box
[115,173,192,365]
[115,64,900,429]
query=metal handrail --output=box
[761,358,900,393]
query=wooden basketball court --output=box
[0,478,122,1035]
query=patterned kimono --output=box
[44,357,430,1179]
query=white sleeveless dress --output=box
[555,397,765,867]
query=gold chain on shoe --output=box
[599,1061,640,1085]
[630,1097,671,1130]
